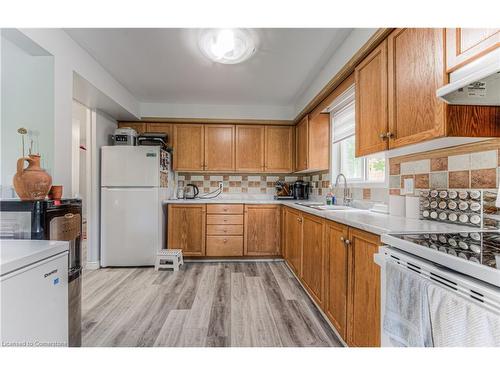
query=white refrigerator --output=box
[100,146,172,267]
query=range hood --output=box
[437,49,500,106]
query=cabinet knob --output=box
[223,239,228,243]
[345,239,351,246]
[340,236,345,242]
[379,133,387,139]
[386,132,394,138]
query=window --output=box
[330,85,386,184]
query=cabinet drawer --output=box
[207,224,243,235]
[206,204,244,214]
[206,236,243,256]
[206,214,243,225]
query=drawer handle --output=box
[223,229,227,233]
[224,219,228,222]
[223,208,228,212]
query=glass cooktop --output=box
[390,231,500,270]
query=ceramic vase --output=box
[13,154,52,200]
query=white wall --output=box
[1,36,54,197]
[294,28,377,116]
[87,110,116,268]
[13,28,140,193]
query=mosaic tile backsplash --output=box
[389,148,500,196]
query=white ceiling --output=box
[64,29,352,110]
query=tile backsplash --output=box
[389,147,500,196]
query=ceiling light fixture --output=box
[198,29,257,64]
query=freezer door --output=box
[0,252,69,346]
[101,188,158,267]
[101,146,159,187]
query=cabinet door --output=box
[295,116,308,171]
[204,125,235,171]
[388,28,446,149]
[118,122,146,134]
[167,204,206,256]
[308,113,330,171]
[301,213,324,307]
[347,228,381,347]
[355,40,389,157]
[284,208,302,276]
[265,126,294,173]
[235,125,265,172]
[173,124,204,171]
[146,123,172,145]
[446,28,500,72]
[324,220,349,340]
[244,205,281,256]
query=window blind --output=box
[330,84,355,143]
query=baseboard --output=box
[283,261,348,347]
[85,261,100,270]
[185,258,285,263]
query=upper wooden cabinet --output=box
[355,40,389,157]
[265,126,294,173]
[117,122,147,134]
[354,28,499,156]
[387,28,446,149]
[244,205,281,256]
[324,220,349,340]
[235,125,265,172]
[295,114,329,172]
[167,204,206,256]
[301,213,325,307]
[173,124,205,171]
[347,228,381,347]
[446,28,500,72]
[204,125,235,171]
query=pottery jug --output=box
[13,154,52,200]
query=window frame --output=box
[329,86,387,187]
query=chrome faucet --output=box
[334,173,352,206]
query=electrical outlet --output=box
[218,182,223,190]
[403,178,414,195]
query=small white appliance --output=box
[100,146,173,267]
[111,127,137,145]
[0,240,69,346]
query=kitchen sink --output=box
[294,202,355,211]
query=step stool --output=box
[155,249,184,271]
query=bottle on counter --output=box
[326,185,334,205]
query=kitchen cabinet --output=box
[235,125,265,172]
[146,123,172,145]
[347,228,381,347]
[244,205,281,256]
[206,204,243,257]
[355,40,388,157]
[117,122,147,134]
[265,126,294,173]
[283,208,303,276]
[301,213,325,307]
[387,28,446,148]
[172,124,204,171]
[204,124,235,171]
[295,114,329,172]
[167,204,206,256]
[324,220,349,340]
[446,28,500,72]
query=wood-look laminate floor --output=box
[82,261,343,347]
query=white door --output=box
[101,146,159,187]
[0,252,69,346]
[101,187,158,267]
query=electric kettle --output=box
[184,183,199,199]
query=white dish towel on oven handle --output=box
[428,284,500,347]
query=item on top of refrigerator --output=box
[137,132,168,148]
[111,127,137,145]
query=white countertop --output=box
[0,240,69,276]
[163,198,473,236]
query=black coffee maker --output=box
[292,180,309,200]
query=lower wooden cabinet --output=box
[206,236,243,256]
[301,213,325,307]
[283,208,303,276]
[167,204,206,256]
[324,220,349,340]
[346,228,381,347]
[244,205,281,256]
